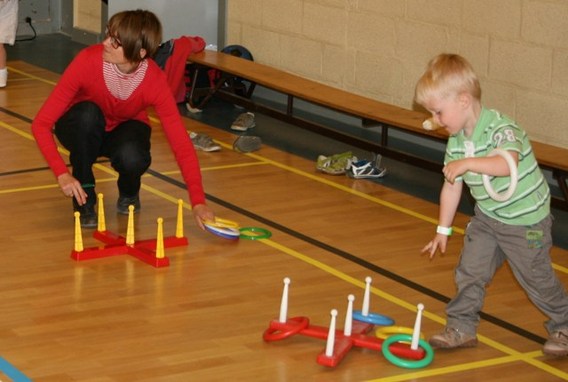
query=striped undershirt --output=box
[103,60,148,100]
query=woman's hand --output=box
[192,203,215,230]
[57,173,88,205]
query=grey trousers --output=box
[446,206,568,335]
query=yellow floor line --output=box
[7,66,57,86]
[4,66,568,380]
[365,350,568,381]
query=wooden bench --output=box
[187,50,568,211]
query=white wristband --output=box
[436,225,453,236]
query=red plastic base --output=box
[71,230,188,268]
[263,316,426,368]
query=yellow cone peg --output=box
[97,193,106,232]
[156,217,165,259]
[176,199,184,239]
[126,205,135,246]
[74,211,84,252]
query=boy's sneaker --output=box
[231,112,255,131]
[117,194,141,215]
[544,329,568,356]
[0,68,7,88]
[429,327,478,349]
[189,131,221,152]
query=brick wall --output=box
[227,0,568,148]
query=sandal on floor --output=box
[316,151,357,175]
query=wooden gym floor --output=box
[1,46,568,381]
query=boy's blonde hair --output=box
[415,53,481,106]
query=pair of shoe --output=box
[0,68,7,88]
[74,194,141,228]
[231,112,255,131]
[316,151,357,175]
[431,326,568,356]
[347,154,387,179]
[189,131,221,152]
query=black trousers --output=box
[54,101,151,204]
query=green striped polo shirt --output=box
[445,107,550,225]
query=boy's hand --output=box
[422,234,449,259]
[442,159,468,184]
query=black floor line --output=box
[0,106,33,123]
[146,168,547,346]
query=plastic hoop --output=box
[239,227,272,240]
[375,326,424,340]
[262,316,309,341]
[204,225,240,240]
[203,218,240,229]
[352,310,394,326]
[382,334,434,369]
[481,149,518,202]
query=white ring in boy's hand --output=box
[482,149,518,202]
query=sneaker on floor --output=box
[348,159,387,179]
[74,203,98,229]
[185,103,202,114]
[189,131,221,152]
[316,151,357,175]
[117,194,141,215]
[233,135,262,153]
[231,112,255,131]
[429,327,478,349]
[0,68,7,88]
[544,329,568,356]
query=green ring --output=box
[239,227,272,240]
[382,334,434,369]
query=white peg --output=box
[344,294,355,336]
[411,303,424,350]
[278,277,291,323]
[362,277,372,316]
[325,309,338,357]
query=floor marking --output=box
[4,65,568,379]
[0,357,31,382]
[8,66,57,86]
[365,350,568,381]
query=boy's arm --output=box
[443,151,518,183]
[422,180,462,259]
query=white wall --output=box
[109,0,221,47]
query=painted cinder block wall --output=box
[226,0,568,148]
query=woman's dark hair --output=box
[107,10,162,64]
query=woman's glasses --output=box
[105,28,122,49]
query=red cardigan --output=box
[31,44,206,206]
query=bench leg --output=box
[554,170,568,209]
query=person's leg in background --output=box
[0,0,19,87]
